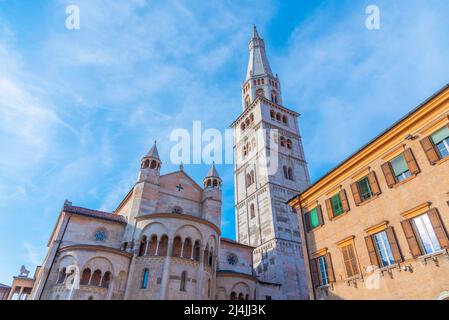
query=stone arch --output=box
[157,234,169,256]
[172,236,182,257]
[90,269,102,286]
[174,224,204,245]
[182,237,193,259]
[193,240,201,261]
[150,160,157,169]
[231,281,251,300]
[140,221,169,239]
[147,234,158,256]
[142,159,149,168]
[57,254,76,284]
[101,271,111,288]
[82,256,114,280]
[80,268,91,285]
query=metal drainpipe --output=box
[38,212,72,300]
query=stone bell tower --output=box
[232,26,311,299]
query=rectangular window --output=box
[412,214,442,254]
[431,126,449,158]
[331,194,344,216]
[357,177,372,201]
[373,231,395,267]
[309,207,319,229]
[390,154,411,182]
[341,243,359,278]
[317,256,329,286]
[141,269,149,289]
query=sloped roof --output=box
[63,205,127,224]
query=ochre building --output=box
[289,84,449,300]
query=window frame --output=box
[357,176,373,201]
[373,231,395,268]
[412,213,442,255]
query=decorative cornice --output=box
[136,213,221,235]
[59,244,133,258]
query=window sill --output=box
[357,194,380,207]
[391,174,417,188]
[435,156,449,165]
[379,263,400,278]
[308,225,324,234]
[330,211,350,222]
[420,249,448,265]
[345,274,363,287]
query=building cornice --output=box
[135,213,221,235]
[289,83,449,208]
[59,244,133,258]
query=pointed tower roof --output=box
[205,162,220,178]
[145,141,160,159]
[245,25,273,81]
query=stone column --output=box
[195,245,205,299]
[106,275,115,300]
[159,240,173,300]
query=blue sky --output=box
[1,0,449,285]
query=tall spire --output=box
[205,161,220,178]
[145,140,159,159]
[245,25,273,81]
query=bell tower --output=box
[232,26,310,299]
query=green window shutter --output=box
[310,208,319,229]
[431,126,449,144]
[331,194,344,216]
[390,155,409,176]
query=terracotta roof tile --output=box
[64,205,126,224]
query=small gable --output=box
[159,171,203,202]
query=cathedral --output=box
[28,27,310,300]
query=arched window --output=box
[183,238,192,259]
[243,145,247,157]
[180,271,187,292]
[230,292,237,300]
[245,118,250,126]
[283,166,288,179]
[204,245,209,266]
[150,160,157,169]
[238,293,244,300]
[90,270,102,286]
[193,240,201,261]
[286,139,292,149]
[80,268,91,285]
[207,179,212,187]
[288,168,294,181]
[148,235,158,256]
[142,159,149,168]
[250,204,256,219]
[207,279,211,298]
[280,136,285,147]
[250,170,255,185]
[101,271,111,288]
[57,267,66,284]
[208,248,213,267]
[256,88,264,97]
[246,173,252,186]
[245,95,250,108]
[282,115,288,125]
[276,113,281,121]
[157,235,168,256]
[249,113,254,122]
[139,235,147,256]
[141,268,149,289]
[270,110,275,119]
[213,179,218,187]
[245,294,249,300]
[172,236,182,257]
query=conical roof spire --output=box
[245,26,273,81]
[252,25,261,39]
[145,140,160,159]
[206,161,220,178]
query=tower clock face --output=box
[227,254,238,265]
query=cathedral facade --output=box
[28,27,310,300]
